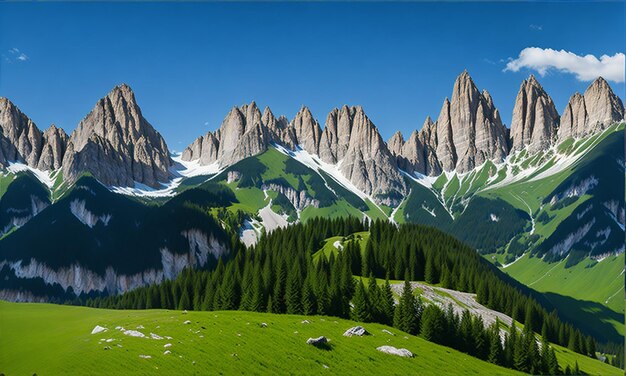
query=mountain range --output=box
[0,71,624,344]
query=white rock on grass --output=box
[150,333,163,340]
[183,320,191,325]
[163,350,171,355]
[306,336,329,346]
[91,325,108,335]
[260,323,268,328]
[164,343,172,348]
[382,329,395,336]
[376,346,413,358]
[123,330,146,338]
[301,320,310,324]
[139,355,152,359]
[343,326,368,337]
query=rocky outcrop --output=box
[37,125,68,170]
[263,107,297,150]
[559,77,625,140]
[182,102,272,167]
[62,84,172,188]
[434,71,509,173]
[318,106,407,200]
[261,183,319,210]
[510,75,559,153]
[0,230,227,297]
[376,346,413,358]
[0,97,43,168]
[291,106,322,154]
[389,117,441,176]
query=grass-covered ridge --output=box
[0,301,525,376]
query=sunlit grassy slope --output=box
[0,301,527,376]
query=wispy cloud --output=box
[204,121,209,126]
[504,47,625,83]
[529,24,543,31]
[4,47,29,63]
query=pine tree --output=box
[547,347,560,375]
[367,273,381,321]
[178,288,191,311]
[351,279,371,322]
[362,241,373,277]
[301,277,315,316]
[424,256,436,284]
[487,321,502,365]
[379,277,395,326]
[285,262,302,314]
[586,336,596,358]
[394,277,419,335]
[420,305,444,343]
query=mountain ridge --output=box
[2,72,624,205]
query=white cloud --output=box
[204,121,209,126]
[529,24,543,31]
[505,47,625,83]
[6,48,29,63]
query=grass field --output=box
[0,301,529,376]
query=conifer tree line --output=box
[86,217,605,372]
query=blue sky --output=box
[1,2,624,151]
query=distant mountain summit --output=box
[62,84,172,188]
[559,77,625,140]
[0,98,68,170]
[1,72,624,202]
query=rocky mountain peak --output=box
[559,77,624,140]
[0,97,43,168]
[387,131,405,156]
[62,84,172,188]
[183,102,272,167]
[510,75,559,152]
[291,105,322,154]
[434,71,508,173]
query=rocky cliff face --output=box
[61,84,172,188]
[317,106,407,200]
[434,71,509,173]
[0,98,68,170]
[559,77,625,140]
[182,102,272,167]
[509,75,559,153]
[184,103,407,202]
[388,117,441,176]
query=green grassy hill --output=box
[0,301,527,376]
[1,301,618,375]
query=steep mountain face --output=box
[37,125,68,171]
[435,71,509,173]
[559,77,625,140]
[317,106,406,200]
[0,98,67,170]
[291,106,322,155]
[184,103,406,202]
[182,102,272,167]
[61,84,172,188]
[509,75,559,153]
[388,117,441,176]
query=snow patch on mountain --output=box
[111,154,222,197]
[6,162,56,189]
